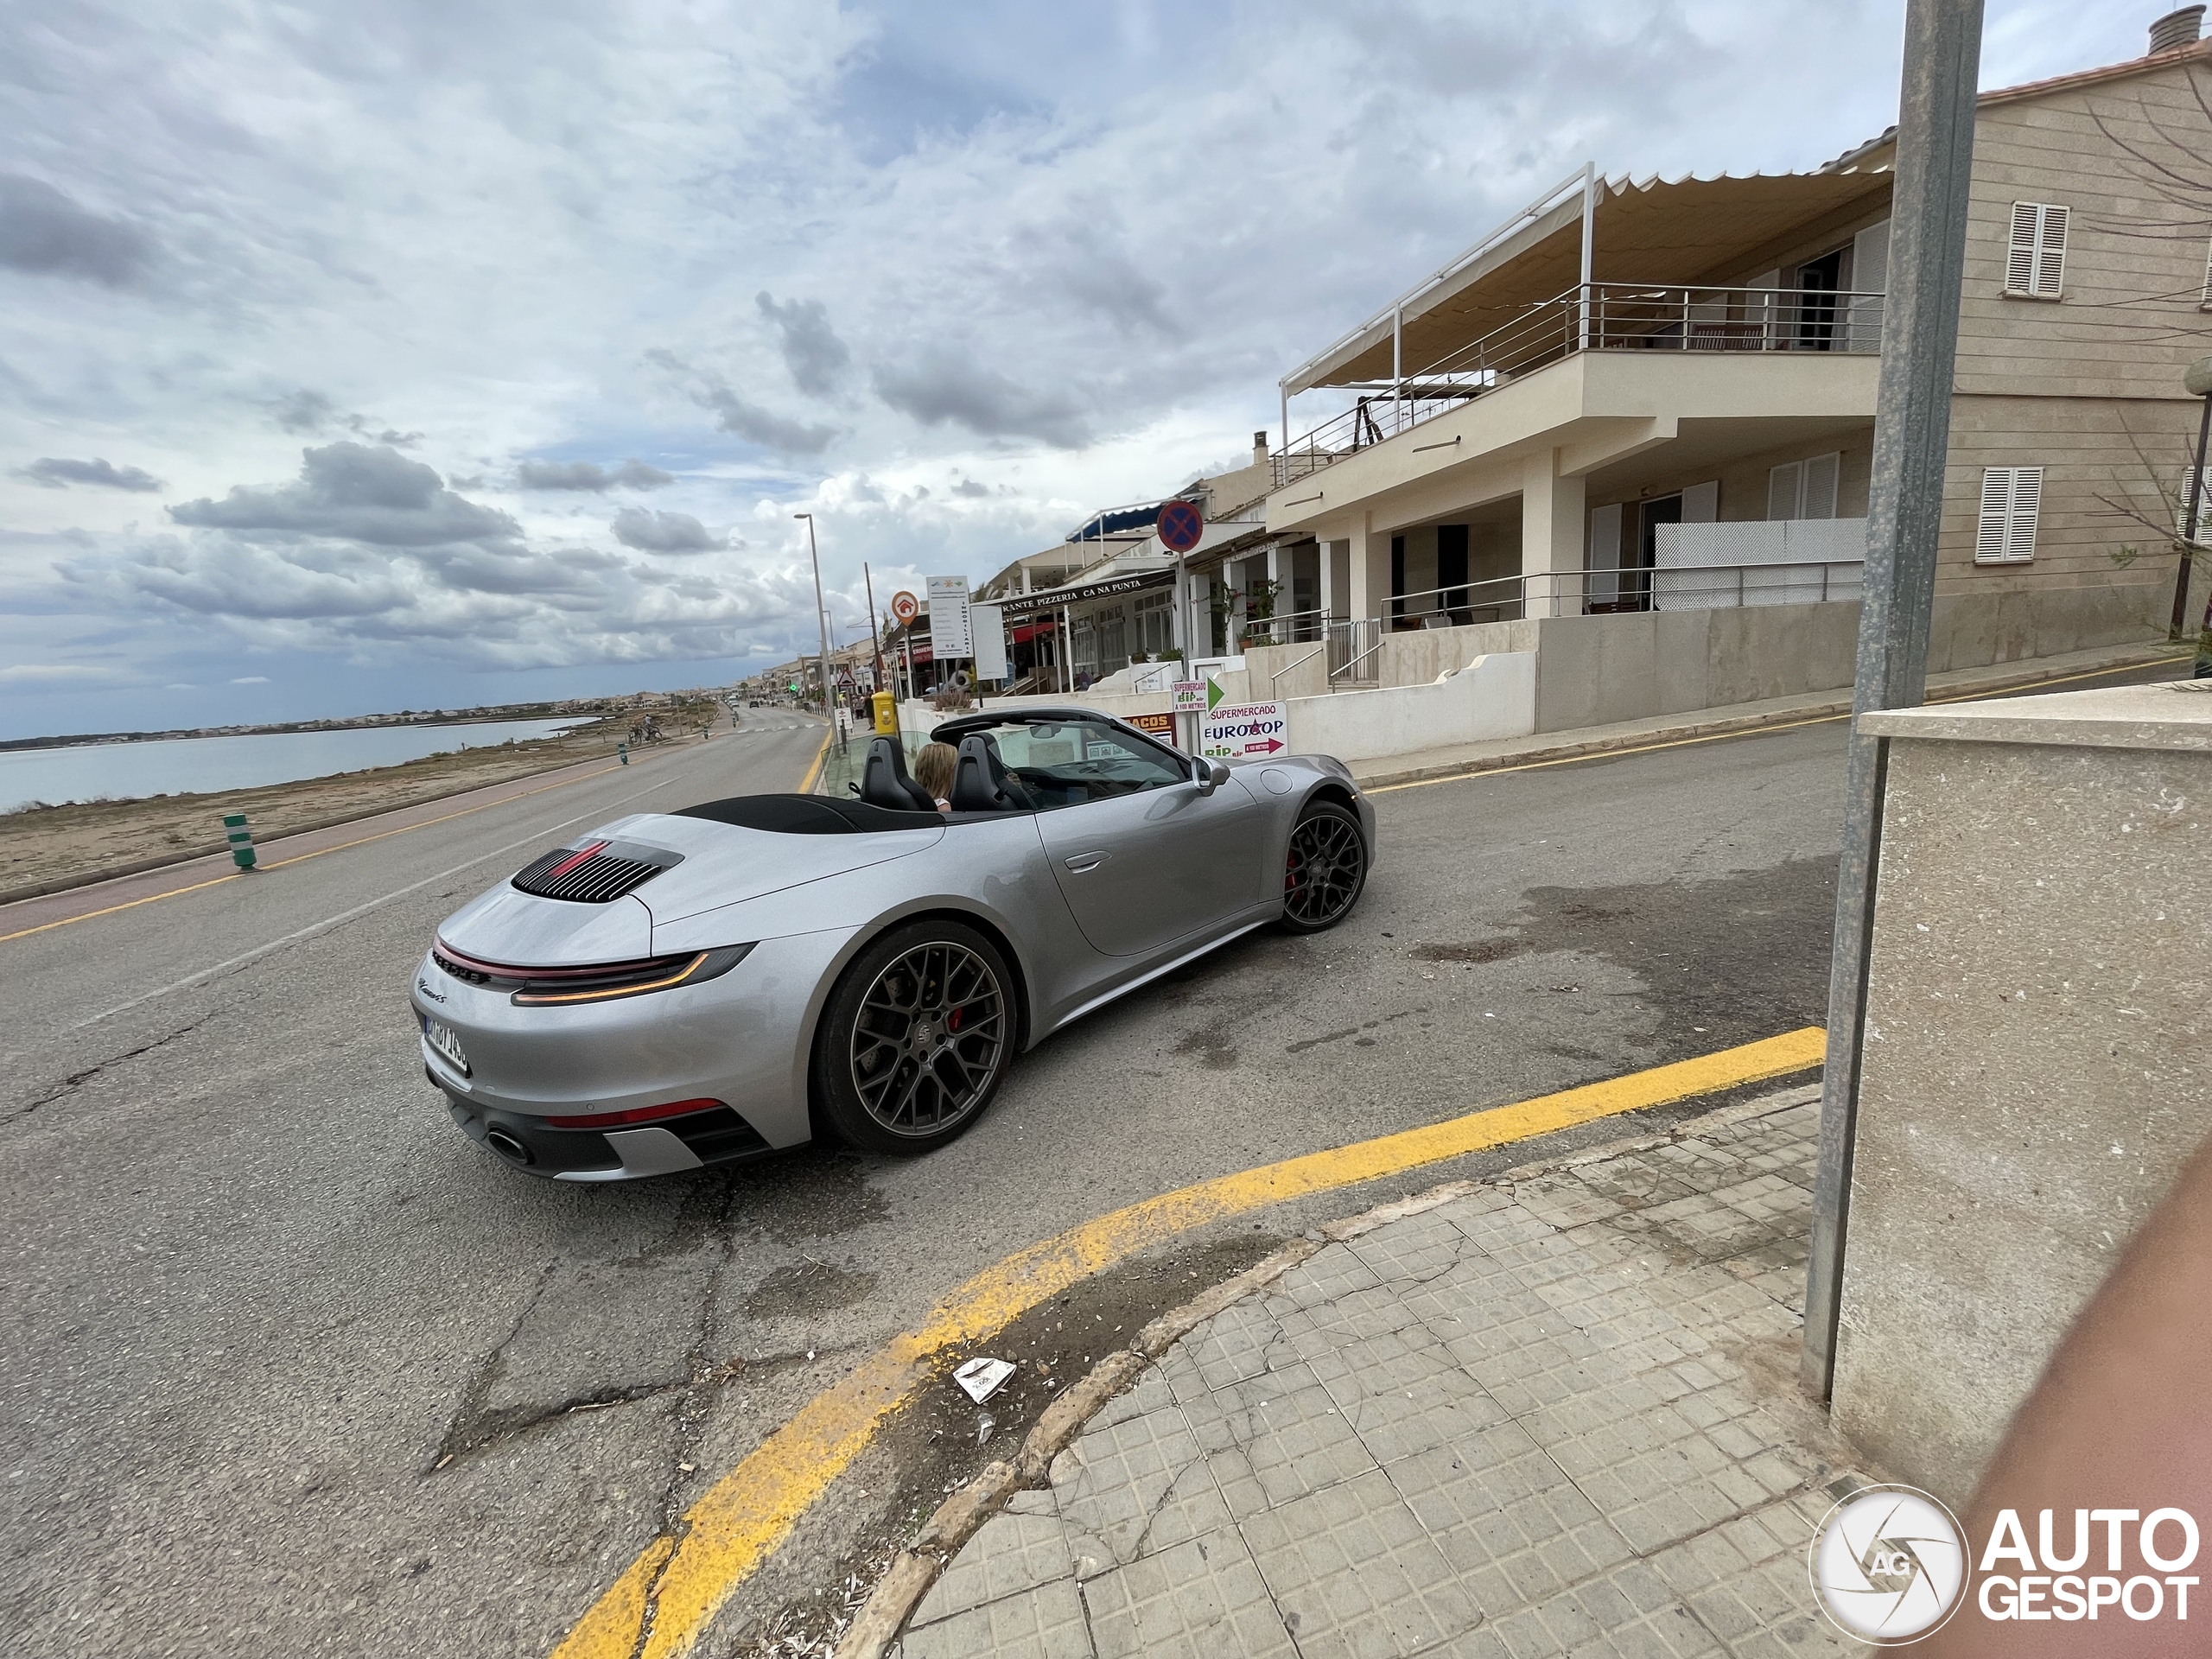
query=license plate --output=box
[421,1014,471,1077]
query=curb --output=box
[1350,644,2187,792]
[831,1081,1824,1659]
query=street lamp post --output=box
[795,512,833,720]
[2176,355,2212,658]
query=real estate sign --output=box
[970,602,1008,682]
[925,575,973,658]
[1198,700,1288,760]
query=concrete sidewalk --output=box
[893,1087,1873,1659]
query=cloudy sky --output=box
[0,0,2153,737]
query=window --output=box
[1768,454,1840,520]
[2005,202,2069,299]
[969,716,1187,810]
[2201,234,2212,308]
[1135,590,1174,658]
[1095,604,1128,669]
[1975,467,2044,564]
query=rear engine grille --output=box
[511,839,679,903]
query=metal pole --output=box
[1578,162,1595,351]
[797,512,832,721]
[864,561,886,692]
[1392,304,1402,436]
[2169,385,2211,640]
[1802,0,1983,1402]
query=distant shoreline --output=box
[0,704,602,754]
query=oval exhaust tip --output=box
[484,1127,534,1165]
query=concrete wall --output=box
[1531,603,1861,730]
[1830,683,2212,1503]
[1285,652,1535,762]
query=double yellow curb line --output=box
[552,1026,1828,1659]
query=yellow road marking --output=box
[555,1026,1827,1659]
[795,725,833,796]
[1367,653,2192,796]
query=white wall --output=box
[1285,652,1535,763]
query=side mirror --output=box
[1194,759,1230,794]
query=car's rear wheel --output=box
[814,919,1014,1154]
[1280,799,1367,933]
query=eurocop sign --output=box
[1199,700,1287,760]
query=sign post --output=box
[1171,678,1206,756]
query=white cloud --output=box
[0,0,2159,734]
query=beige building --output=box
[1257,10,2212,722]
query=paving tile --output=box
[1242,1465,1484,1658]
[909,1101,1852,1658]
[901,1575,1095,1659]
[1088,1364,1175,1433]
[1052,1402,1205,1565]
[1175,1297,1290,1394]
[1198,1366,1379,1515]
[913,1510,1078,1624]
[1080,1530,1296,1659]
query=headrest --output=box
[948,733,1031,813]
[861,736,935,811]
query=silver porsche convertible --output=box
[410,708,1375,1179]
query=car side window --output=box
[992,720,1187,810]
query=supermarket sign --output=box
[1199,700,1287,760]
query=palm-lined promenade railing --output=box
[1272,282,1885,487]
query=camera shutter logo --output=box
[1808,1484,1967,1643]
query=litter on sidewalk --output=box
[952,1357,1014,1404]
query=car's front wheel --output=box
[1280,799,1368,933]
[813,919,1015,1154]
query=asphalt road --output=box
[1,712,1851,1657]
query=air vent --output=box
[511,838,681,903]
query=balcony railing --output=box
[1226,557,1866,664]
[1273,282,1885,487]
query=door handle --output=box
[1064,851,1111,873]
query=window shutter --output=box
[2201,235,2212,307]
[1768,461,1802,521]
[2005,467,2043,561]
[2006,203,2068,298]
[1681,480,1719,524]
[2006,204,2040,295]
[2178,467,2206,543]
[1851,220,1891,294]
[1976,470,2014,562]
[1802,453,1841,520]
[1976,467,2043,563]
[2033,206,2068,298]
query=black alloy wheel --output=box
[815,919,1014,1154]
[1280,800,1367,933]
